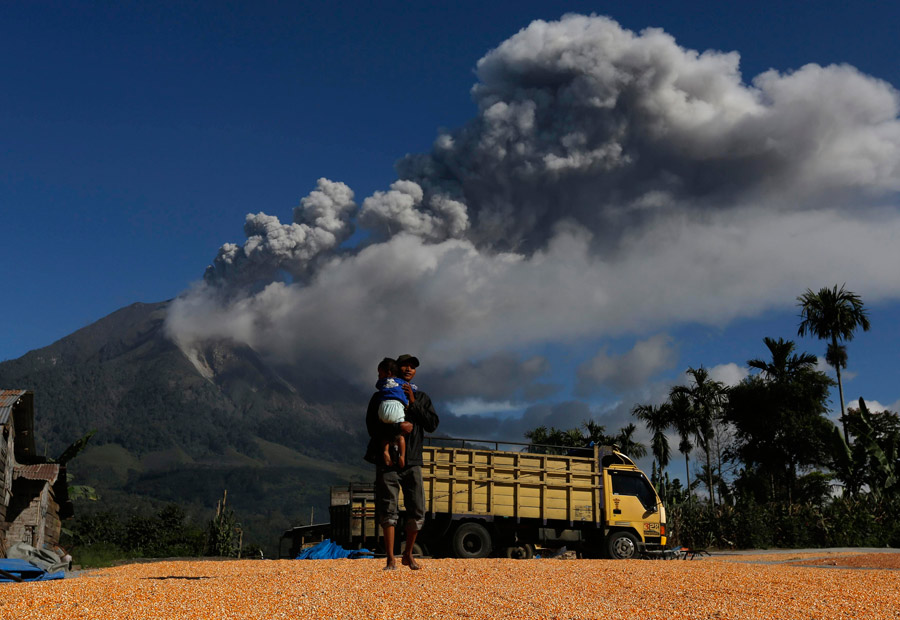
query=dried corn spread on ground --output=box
[2,555,898,619]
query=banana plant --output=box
[848,398,899,498]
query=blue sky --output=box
[3,2,900,444]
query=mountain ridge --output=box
[0,300,372,552]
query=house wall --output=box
[6,478,61,551]
[0,421,12,518]
[0,422,12,554]
[42,485,62,549]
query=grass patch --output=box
[71,542,137,568]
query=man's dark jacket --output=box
[364,389,439,467]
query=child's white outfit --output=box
[376,377,409,424]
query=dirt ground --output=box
[2,550,898,619]
[712,549,900,569]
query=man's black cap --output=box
[396,354,420,368]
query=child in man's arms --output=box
[375,357,412,467]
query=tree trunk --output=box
[789,460,796,506]
[684,453,692,507]
[714,424,724,493]
[833,335,848,442]
[836,364,848,441]
[705,443,715,509]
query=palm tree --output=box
[671,367,727,507]
[524,426,587,454]
[581,420,609,445]
[748,337,818,382]
[633,403,672,502]
[798,284,871,441]
[613,423,647,459]
[665,390,696,507]
[741,336,826,502]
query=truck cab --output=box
[601,448,666,559]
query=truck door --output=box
[606,469,662,542]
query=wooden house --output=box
[0,390,69,555]
[8,464,63,551]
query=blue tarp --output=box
[0,558,65,583]
[295,539,373,560]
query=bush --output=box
[63,504,206,564]
[666,494,900,550]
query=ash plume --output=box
[203,178,357,286]
[167,14,900,397]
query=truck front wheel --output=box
[606,531,639,560]
[451,522,492,559]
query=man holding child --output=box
[364,354,439,570]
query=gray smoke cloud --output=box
[167,14,900,406]
[204,178,357,286]
[359,180,469,242]
[399,15,900,252]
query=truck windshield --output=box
[610,471,658,511]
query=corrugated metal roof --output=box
[14,463,60,484]
[0,389,28,426]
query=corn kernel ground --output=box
[2,553,898,619]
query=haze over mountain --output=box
[0,301,372,551]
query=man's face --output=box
[399,363,417,382]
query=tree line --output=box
[528,285,900,548]
[63,497,260,567]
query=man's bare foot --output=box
[401,555,422,570]
[383,559,398,571]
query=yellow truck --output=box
[302,438,667,560]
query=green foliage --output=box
[524,421,646,458]
[55,429,97,465]
[611,423,647,459]
[206,491,242,557]
[668,496,900,550]
[633,368,728,509]
[632,404,670,471]
[69,542,133,569]
[725,338,835,503]
[66,511,127,548]
[793,471,833,506]
[797,284,871,439]
[524,425,585,454]
[63,504,207,566]
[670,367,727,508]
[68,485,100,501]
[797,284,871,344]
[663,477,699,507]
[66,473,100,501]
[846,399,900,498]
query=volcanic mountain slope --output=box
[0,301,372,551]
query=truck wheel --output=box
[606,531,639,560]
[451,522,492,559]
